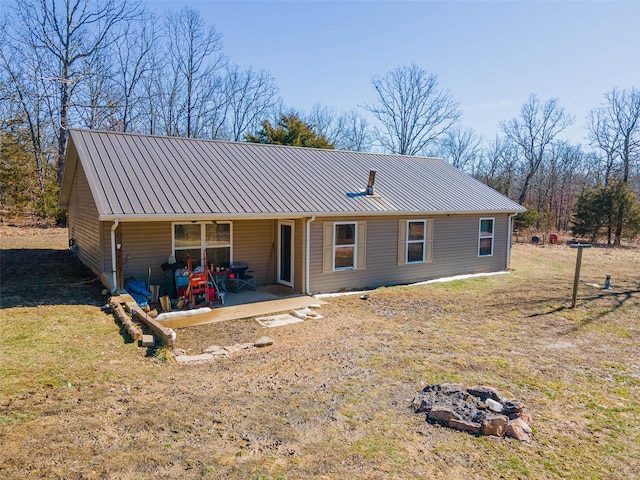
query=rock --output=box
[141,334,154,347]
[440,383,466,395]
[290,309,308,319]
[503,401,524,415]
[519,419,533,435]
[254,336,274,347]
[472,410,487,424]
[203,345,227,355]
[481,414,509,436]
[468,385,501,402]
[520,411,533,425]
[428,406,456,425]
[308,304,322,309]
[175,353,214,363]
[412,395,433,413]
[486,398,503,412]
[449,418,481,434]
[506,418,532,442]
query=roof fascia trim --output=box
[98,208,525,222]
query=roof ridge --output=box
[68,128,443,162]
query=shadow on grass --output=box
[526,288,640,333]
[110,314,136,344]
[562,288,640,334]
[0,248,104,308]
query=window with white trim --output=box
[478,218,494,257]
[333,222,356,270]
[398,219,433,265]
[173,221,232,267]
[406,220,426,263]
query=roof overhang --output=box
[98,208,526,222]
[58,136,79,208]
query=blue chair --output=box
[228,262,256,292]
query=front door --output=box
[278,221,294,287]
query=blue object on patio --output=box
[228,262,256,292]
[124,279,151,307]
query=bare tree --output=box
[138,43,165,135]
[10,0,142,183]
[500,94,573,205]
[587,87,640,244]
[438,126,482,173]
[296,105,371,151]
[587,87,640,184]
[529,142,587,231]
[1,15,56,196]
[365,64,461,155]
[476,135,519,197]
[74,46,117,129]
[110,13,159,132]
[335,109,372,152]
[305,105,340,143]
[224,64,279,141]
[587,107,621,185]
[164,6,225,138]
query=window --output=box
[398,219,433,265]
[205,222,231,267]
[173,222,232,267]
[478,218,494,257]
[407,220,426,263]
[322,221,367,273]
[333,222,356,270]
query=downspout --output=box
[111,219,119,292]
[507,214,516,270]
[305,215,316,295]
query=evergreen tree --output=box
[0,118,62,221]
[0,119,39,217]
[571,182,640,244]
[245,113,334,149]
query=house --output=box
[59,129,525,296]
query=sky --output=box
[131,1,638,145]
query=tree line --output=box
[1,0,639,244]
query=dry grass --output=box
[1,227,639,479]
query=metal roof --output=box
[60,129,525,220]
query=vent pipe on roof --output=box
[366,169,376,195]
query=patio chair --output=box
[228,262,256,292]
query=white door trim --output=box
[277,220,294,287]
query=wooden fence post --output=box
[570,243,592,308]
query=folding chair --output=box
[228,262,256,292]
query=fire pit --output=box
[412,383,533,442]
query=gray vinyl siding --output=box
[67,159,102,275]
[232,220,277,286]
[119,222,172,289]
[309,214,510,294]
[100,222,112,274]
[99,219,292,294]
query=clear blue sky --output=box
[151,1,639,145]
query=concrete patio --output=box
[156,286,325,329]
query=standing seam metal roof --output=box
[62,129,525,218]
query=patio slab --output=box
[157,296,326,329]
